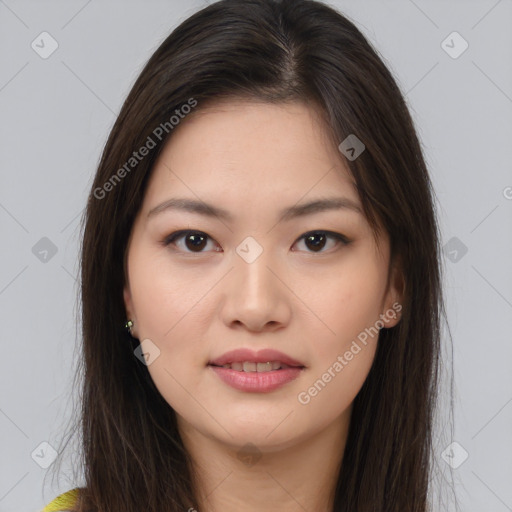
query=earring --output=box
[125,319,134,335]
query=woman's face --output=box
[124,100,402,452]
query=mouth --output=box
[208,348,306,373]
[207,353,305,392]
[208,361,304,372]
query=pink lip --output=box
[208,348,305,368]
[208,366,304,393]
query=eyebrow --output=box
[147,196,362,222]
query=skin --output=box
[123,100,403,512]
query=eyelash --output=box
[161,229,351,254]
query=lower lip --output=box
[208,365,304,392]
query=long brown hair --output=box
[48,1,454,510]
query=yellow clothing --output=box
[42,488,80,511]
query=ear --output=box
[380,258,405,329]
[123,285,133,317]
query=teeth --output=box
[243,362,257,372]
[220,361,285,372]
[257,362,273,372]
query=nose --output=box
[219,247,292,333]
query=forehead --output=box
[144,100,359,206]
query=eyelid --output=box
[162,229,350,254]
[294,230,351,251]
[163,230,221,253]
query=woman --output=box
[44,0,453,510]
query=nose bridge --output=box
[234,236,278,302]
[221,235,291,330]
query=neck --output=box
[178,411,350,512]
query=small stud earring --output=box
[125,319,134,335]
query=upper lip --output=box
[208,348,305,368]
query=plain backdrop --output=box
[0,1,511,511]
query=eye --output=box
[162,230,350,254]
[293,231,350,253]
[162,230,221,253]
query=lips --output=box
[208,348,305,369]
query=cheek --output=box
[133,263,207,413]
[293,258,384,420]
[127,248,211,395]
[296,252,386,357]
[296,339,377,433]
[129,246,212,341]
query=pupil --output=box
[186,233,206,251]
[306,233,326,252]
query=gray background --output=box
[1,1,511,511]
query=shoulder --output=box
[42,488,81,512]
